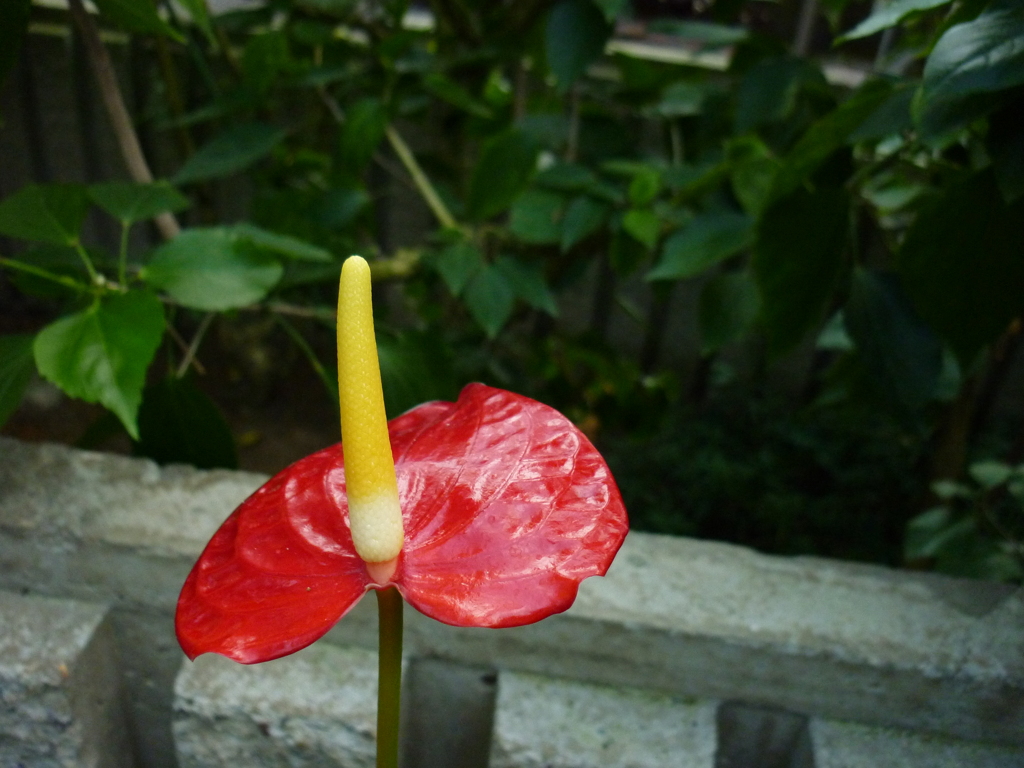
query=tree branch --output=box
[67,0,181,240]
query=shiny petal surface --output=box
[175,383,628,662]
[176,446,369,663]
[394,384,629,627]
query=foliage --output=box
[905,461,1024,580]
[604,395,926,565]
[1,0,1023,580]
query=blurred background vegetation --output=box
[1,0,1022,580]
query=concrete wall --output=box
[1,435,1022,766]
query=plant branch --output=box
[275,315,339,406]
[369,248,421,281]
[316,88,455,232]
[565,85,581,163]
[317,87,346,124]
[264,302,337,321]
[165,321,207,375]
[117,223,131,285]
[385,124,458,230]
[67,0,181,240]
[175,312,214,378]
[792,0,818,56]
[0,257,90,293]
[72,241,100,283]
[154,36,196,157]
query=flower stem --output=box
[375,586,403,768]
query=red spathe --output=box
[176,383,629,664]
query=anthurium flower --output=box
[176,257,628,666]
[176,383,628,665]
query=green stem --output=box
[375,586,403,768]
[384,124,458,230]
[175,312,214,379]
[118,222,131,285]
[274,314,339,405]
[73,241,100,283]
[0,257,90,293]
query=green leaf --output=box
[317,187,371,230]
[0,184,89,245]
[592,0,629,23]
[0,334,35,428]
[561,195,609,251]
[969,460,1012,490]
[509,189,565,244]
[135,374,237,469]
[88,181,190,224]
[242,31,291,94]
[648,212,753,281]
[0,0,31,91]
[172,122,287,185]
[33,291,164,440]
[905,507,1022,580]
[93,0,184,41]
[377,330,457,418]
[622,208,660,250]
[535,163,598,193]
[176,0,215,46]
[727,137,780,217]
[463,264,516,338]
[771,79,894,200]
[898,170,1024,366]
[904,506,957,559]
[843,269,943,414]
[546,0,612,91]
[628,166,662,207]
[837,0,951,42]
[338,98,388,178]
[230,223,332,262]
[915,0,1024,143]
[466,128,539,221]
[847,82,916,142]
[424,73,493,119]
[698,272,759,355]
[754,186,849,356]
[734,57,827,133]
[428,242,484,296]
[495,255,559,316]
[646,20,748,47]
[914,89,1004,145]
[921,0,1024,103]
[141,228,284,310]
[656,81,708,118]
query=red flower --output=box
[175,383,628,664]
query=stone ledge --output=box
[1,435,1021,751]
[810,718,1024,767]
[173,643,379,767]
[0,589,132,768]
[489,670,717,768]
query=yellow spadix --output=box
[337,256,404,572]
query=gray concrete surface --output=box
[2,435,1023,765]
[173,643,379,767]
[0,589,133,767]
[811,718,1024,767]
[489,670,717,768]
